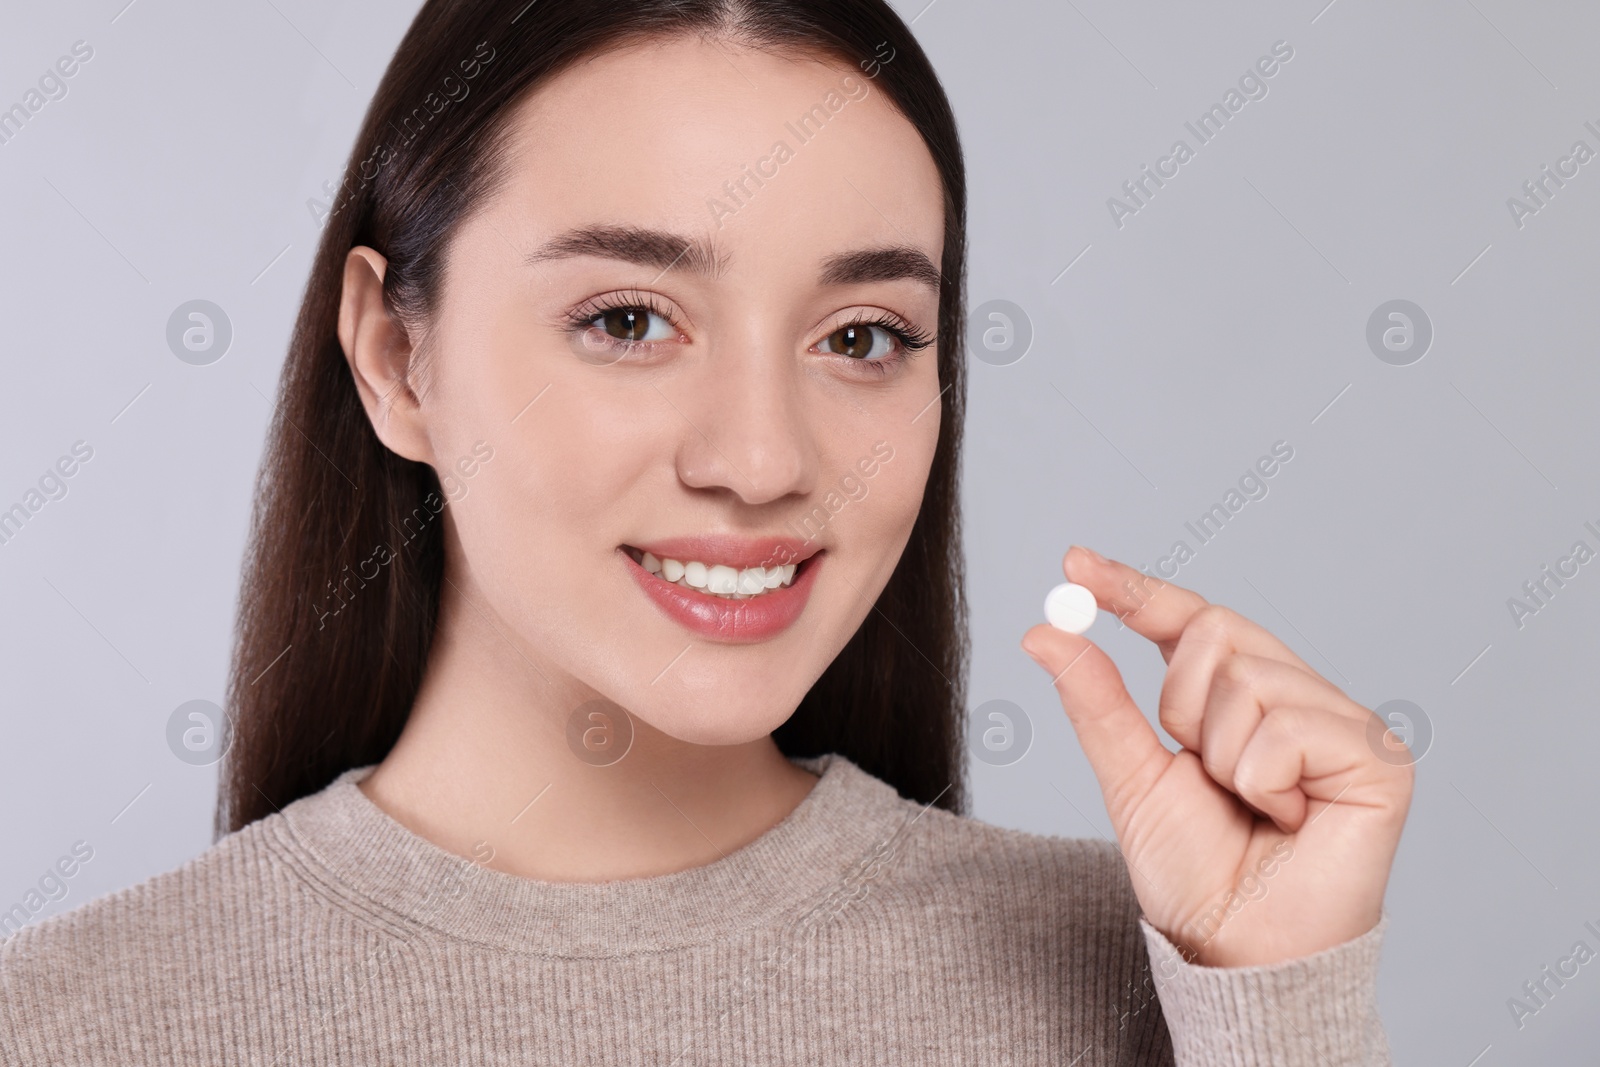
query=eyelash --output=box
[561,291,935,375]
[836,313,936,376]
[562,290,676,350]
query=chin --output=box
[624,680,808,748]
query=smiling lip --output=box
[625,535,820,572]
[618,536,823,643]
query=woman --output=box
[0,0,1411,1062]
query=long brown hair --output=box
[220,0,970,836]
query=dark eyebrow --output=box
[525,225,726,277]
[526,227,941,294]
[819,246,942,294]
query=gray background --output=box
[2,0,1596,1061]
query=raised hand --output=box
[1020,546,1413,967]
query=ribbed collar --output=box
[266,753,910,958]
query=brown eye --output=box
[600,307,652,341]
[824,324,878,360]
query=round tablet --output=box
[1043,582,1097,634]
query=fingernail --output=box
[1075,544,1106,564]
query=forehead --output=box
[489,36,945,268]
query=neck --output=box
[357,565,819,883]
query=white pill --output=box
[1043,582,1097,634]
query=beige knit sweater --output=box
[0,754,1390,1064]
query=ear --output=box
[337,246,432,464]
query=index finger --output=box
[1063,547,1316,677]
[1061,546,1207,657]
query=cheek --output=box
[438,311,673,565]
[442,395,646,602]
[438,428,646,691]
[825,423,936,565]
[858,452,930,548]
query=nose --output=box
[669,327,818,506]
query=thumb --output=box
[1022,623,1170,819]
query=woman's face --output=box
[384,37,945,745]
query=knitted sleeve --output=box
[1132,912,1391,1065]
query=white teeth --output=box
[707,564,738,594]
[626,547,802,599]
